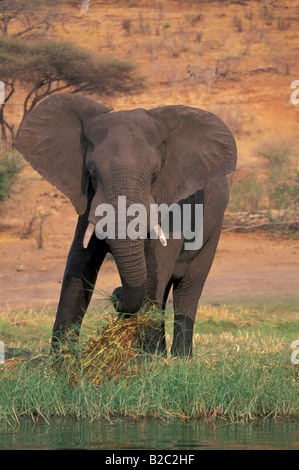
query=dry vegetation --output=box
[2,0,298,214]
[3,1,299,135]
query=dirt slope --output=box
[1,0,299,310]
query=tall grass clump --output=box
[76,303,165,384]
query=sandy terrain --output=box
[1,0,299,312]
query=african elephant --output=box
[16,93,237,356]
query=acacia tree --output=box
[0,37,143,140]
[0,0,58,38]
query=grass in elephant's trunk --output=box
[76,300,164,384]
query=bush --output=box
[228,173,264,212]
[259,142,299,211]
[258,142,291,167]
[268,167,299,210]
[0,143,23,202]
[227,141,299,232]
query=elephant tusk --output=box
[153,224,167,247]
[83,222,95,249]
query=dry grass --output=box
[78,311,159,384]
[47,298,165,385]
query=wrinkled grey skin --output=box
[16,93,237,356]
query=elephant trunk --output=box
[108,191,148,313]
[82,169,167,314]
[109,238,147,313]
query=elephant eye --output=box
[89,165,98,179]
[151,170,158,184]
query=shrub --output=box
[227,141,299,232]
[228,173,264,212]
[267,167,299,210]
[258,143,291,166]
[0,143,23,202]
[233,15,243,32]
[122,19,132,35]
[259,142,299,211]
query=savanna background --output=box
[0,0,298,428]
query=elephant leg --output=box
[143,240,180,355]
[51,214,108,352]
[162,279,173,311]
[171,228,222,357]
[142,279,174,356]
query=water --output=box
[0,418,298,450]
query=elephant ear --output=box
[15,93,113,215]
[148,105,237,206]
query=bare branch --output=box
[0,1,59,38]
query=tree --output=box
[0,37,143,140]
[0,0,58,38]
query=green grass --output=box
[0,298,298,424]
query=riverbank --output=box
[0,298,298,423]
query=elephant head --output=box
[16,93,236,314]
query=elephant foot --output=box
[138,315,167,356]
[171,315,194,357]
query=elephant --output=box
[16,93,237,357]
